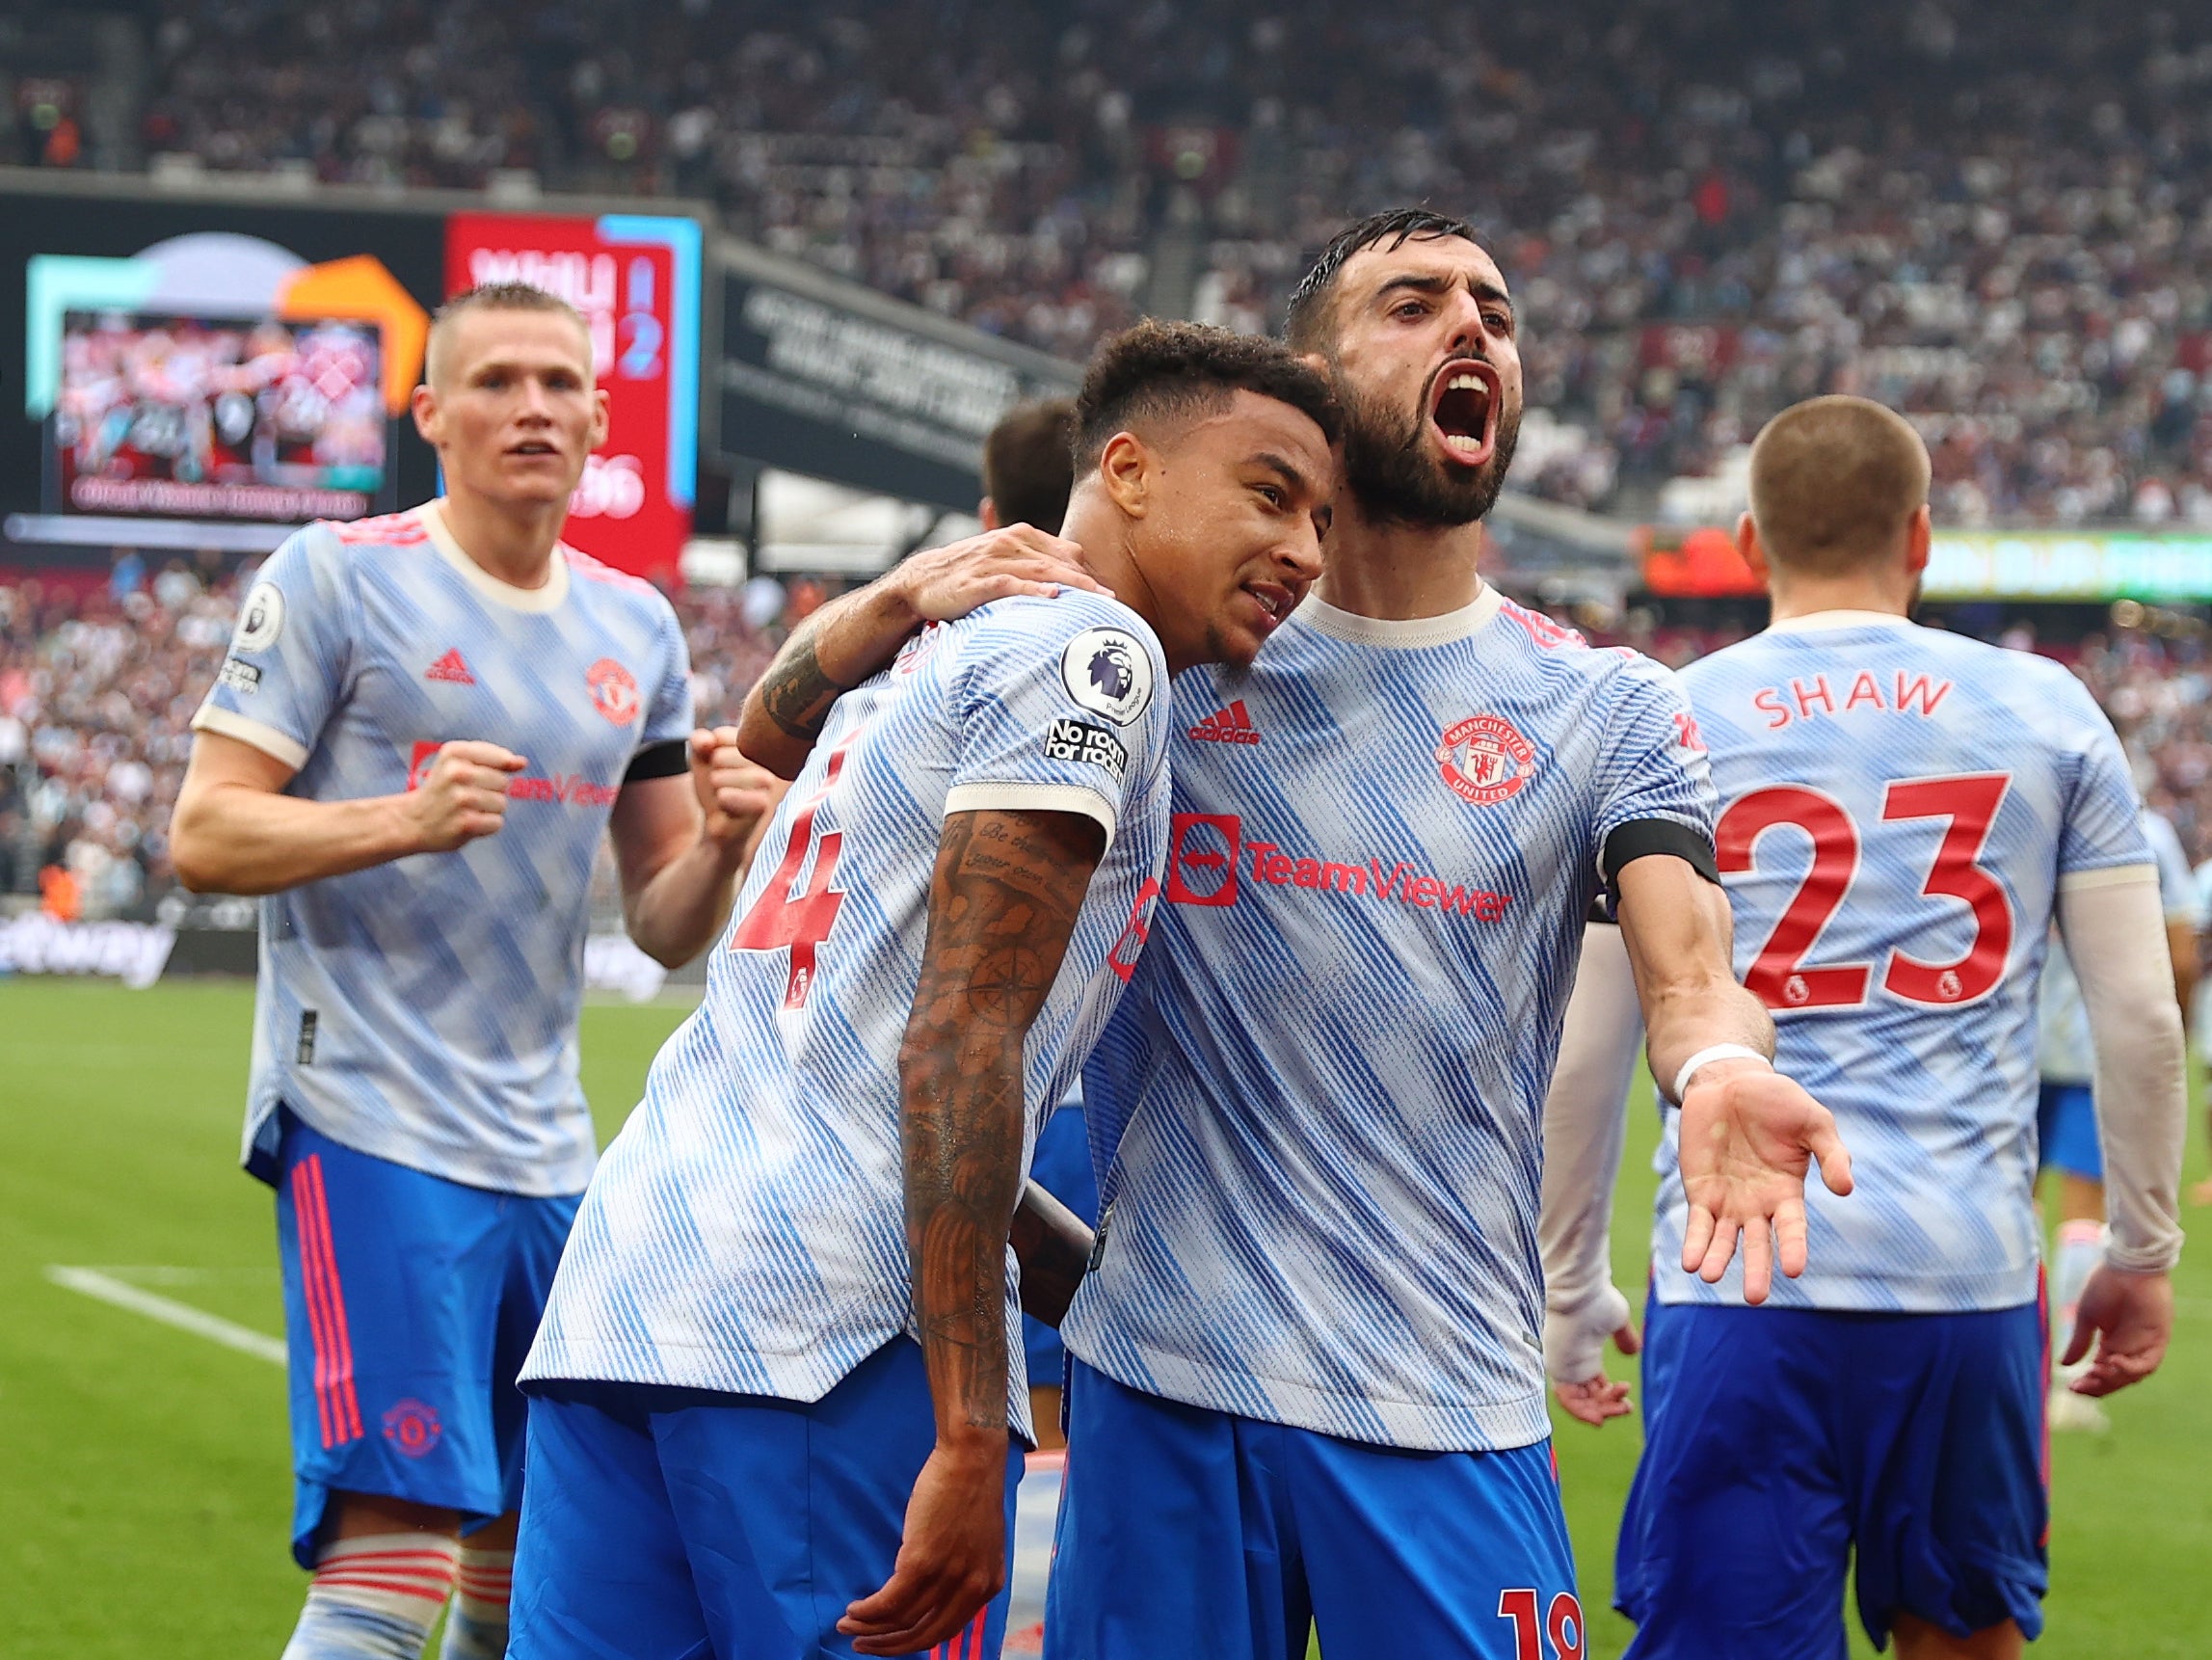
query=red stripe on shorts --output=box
[289,1159,337,1449]
[294,1153,364,1445]
[2037,1263,2053,1548]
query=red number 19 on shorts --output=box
[1498,1587,1586,1660]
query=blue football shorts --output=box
[510,1338,1025,1660]
[1046,1359,1580,1660]
[1617,1291,2049,1657]
[274,1108,579,1565]
[2036,1080,2102,1181]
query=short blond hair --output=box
[1747,396,1931,576]
[424,283,591,387]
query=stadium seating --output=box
[8,564,2210,916]
[13,0,2210,526]
[0,568,788,916]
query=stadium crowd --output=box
[19,1,2212,523]
[11,558,2212,923]
[0,563,791,920]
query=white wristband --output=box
[1672,1043,1772,1103]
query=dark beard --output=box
[1337,374,1521,528]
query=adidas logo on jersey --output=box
[425,649,475,685]
[1188,701,1261,745]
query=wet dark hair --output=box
[1284,207,1483,351]
[1072,319,1339,469]
[981,398,1077,532]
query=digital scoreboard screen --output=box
[50,311,386,522]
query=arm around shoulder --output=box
[739,526,1104,779]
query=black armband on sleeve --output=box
[1600,818,1720,889]
[623,738,690,784]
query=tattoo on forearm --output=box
[758,626,848,743]
[899,809,1106,1435]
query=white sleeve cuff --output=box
[943,782,1119,851]
[191,705,309,771]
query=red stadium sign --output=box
[443,212,702,585]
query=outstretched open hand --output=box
[1676,1059,1853,1303]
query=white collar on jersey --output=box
[1293,582,1505,648]
[1764,608,1915,634]
[419,499,572,614]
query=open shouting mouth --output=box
[1429,359,1501,469]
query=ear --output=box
[1904,503,1932,576]
[410,382,441,446]
[589,386,610,450]
[977,497,1002,531]
[1736,512,1772,585]
[1297,349,1328,377]
[1097,431,1152,518]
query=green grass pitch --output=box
[4,977,2210,1656]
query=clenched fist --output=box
[690,726,782,849]
[403,739,526,851]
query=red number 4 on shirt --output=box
[729,734,860,1009]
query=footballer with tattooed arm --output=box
[503,321,1338,1660]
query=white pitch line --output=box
[45,1265,285,1366]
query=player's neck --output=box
[1061,505,1184,670]
[1315,508,1484,621]
[1766,576,1913,625]
[436,491,567,590]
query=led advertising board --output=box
[445,212,702,584]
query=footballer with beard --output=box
[736,214,1856,1658]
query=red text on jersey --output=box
[1750,670,1954,730]
[1164,812,1512,922]
[1188,701,1262,745]
[405,740,617,806]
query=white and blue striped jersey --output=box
[191,502,692,1196]
[2039,810,2200,1083]
[521,593,1172,1436]
[1656,612,2151,1311]
[1062,587,1715,1452]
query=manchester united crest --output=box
[382,1398,443,1459]
[586,657,640,726]
[1436,713,1536,806]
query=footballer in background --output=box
[1543,397,2186,1660]
[169,282,779,1660]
